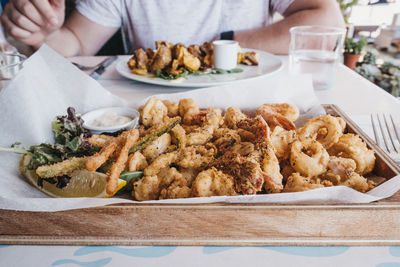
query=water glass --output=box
[289,26,346,90]
[0,52,26,89]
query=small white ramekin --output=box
[212,40,238,70]
[81,107,139,135]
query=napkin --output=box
[0,45,399,212]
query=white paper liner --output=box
[0,45,399,212]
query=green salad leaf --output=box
[0,107,98,170]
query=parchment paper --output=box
[0,45,399,212]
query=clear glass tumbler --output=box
[0,52,26,89]
[289,26,346,90]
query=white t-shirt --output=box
[76,0,294,53]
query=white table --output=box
[71,56,400,115]
[2,56,400,267]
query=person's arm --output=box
[44,10,119,56]
[235,0,345,54]
[0,0,118,57]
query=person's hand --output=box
[0,0,65,47]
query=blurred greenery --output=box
[344,38,368,54]
[355,50,400,97]
[337,0,359,23]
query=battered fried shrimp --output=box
[182,125,200,134]
[297,115,343,149]
[283,173,325,192]
[179,167,200,186]
[228,142,255,156]
[290,139,329,177]
[142,133,171,162]
[86,142,117,172]
[270,126,297,161]
[160,185,192,199]
[255,103,299,130]
[132,175,160,201]
[204,108,223,127]
[186,125,215,146]
[176,145,215,169]
[187,108,222,145]
[139,97,168,127]
[144,151,178,176]
[192,167,237,197]
[157,167,184,188]
[107,129,139,195]
[88,134,116,147]
[322,157,373,193]
[236,115,270,143]
[128,151,148,171]
[178,98,200,125]
[326,156,357,181]
[214,153,265,195]
[224,107,247,129]
[170,124,187,149]
[340,173,373,193]
[158,167,191,199]
[327,134,375,175]
[162,100,179,117]
[213,128,242,155]
[260,146,283,193]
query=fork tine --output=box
[377,114,391,153]
[383,114,398,153]
[390,115,400,144]
[371,114,381,147]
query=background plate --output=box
[116,49,283,88]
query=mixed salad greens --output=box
[155,67,244,81]
[1,108,96,170]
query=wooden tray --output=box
[1,105,400,246]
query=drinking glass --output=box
[0,52,26,89]
[289,26,346,90]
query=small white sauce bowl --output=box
[213,40,238,70]
[81,107,139,135]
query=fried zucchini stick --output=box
[86,142,118,172]
[36,157,87,178]
[107,129,139,195]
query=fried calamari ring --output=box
[327,134,375,175]
[290,139,329,177]
[297,115,343,149]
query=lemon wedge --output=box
[20,153,126,198]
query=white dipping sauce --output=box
[89,111,132,127]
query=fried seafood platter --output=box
[126,98,378,200]
[16,96,382,202]
[127,41,259,80]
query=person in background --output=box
[0,0,344,57]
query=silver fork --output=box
[71,57,113,71]
[371,114,400,164]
